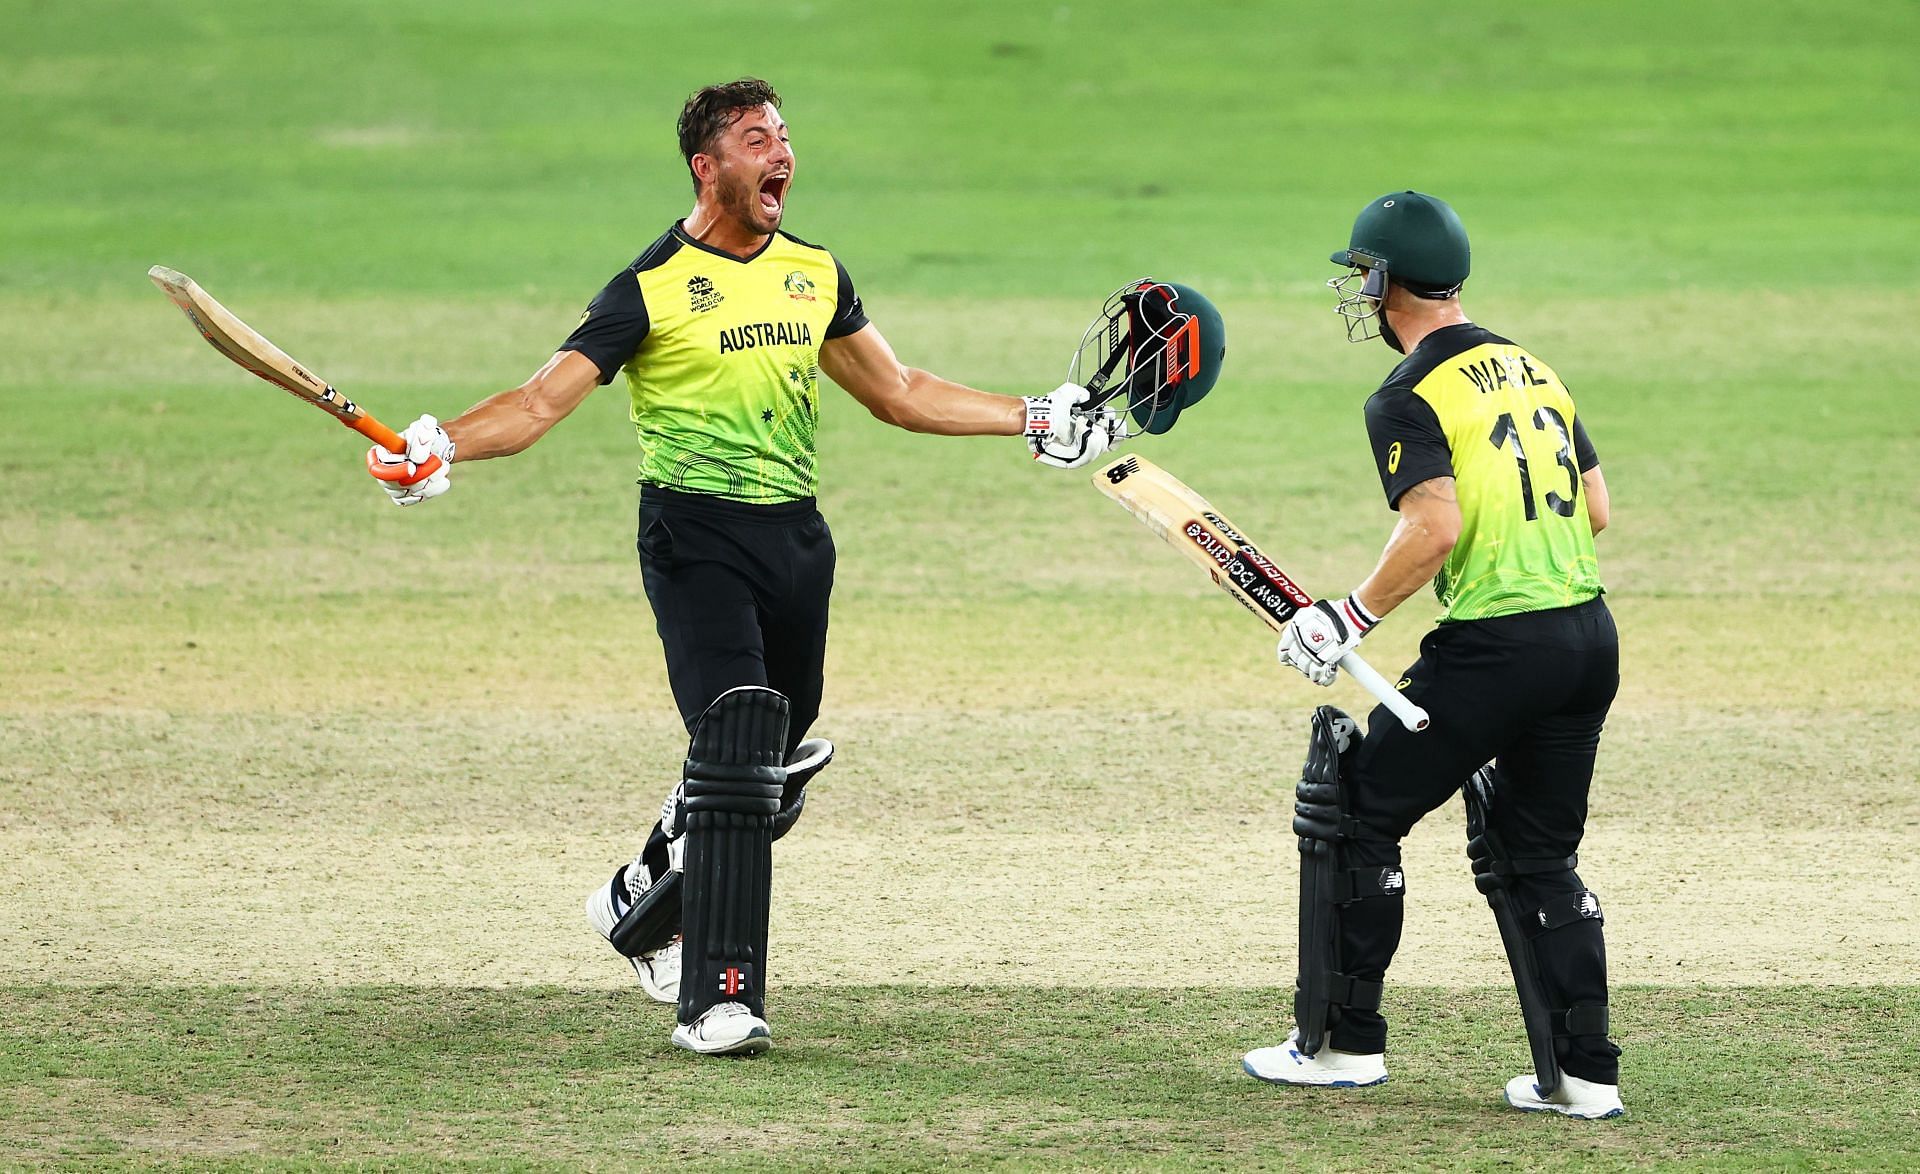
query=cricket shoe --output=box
[1242,1030,1388,1088]
[1504,1072,1625,1119]
[672,1002,771,1057]
[583,864,681,1005]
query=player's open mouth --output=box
[759,173,788,216]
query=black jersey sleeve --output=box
[1364,386,1454,509]
[560,268,650,385]
[1573,415,1599,472]
[826,258,869,339]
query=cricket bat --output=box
[148,266,436,474]
[1093,454,1431,732]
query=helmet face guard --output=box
[1328,248,1389,344]
[1070,278,1223,437]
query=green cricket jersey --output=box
[1364,323,1603,622]
[560,222,869,503]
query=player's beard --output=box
[719,169,781,235]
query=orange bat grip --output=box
[345,412,407,452]
[352,411,446,484]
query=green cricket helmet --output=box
[1328,191,1470,348]
[1071,278,1226,435]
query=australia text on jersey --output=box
[718,321,814,354]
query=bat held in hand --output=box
[1093,454,1430,732]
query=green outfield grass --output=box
[4,0,1919,1168]
[5,986,1917,1169]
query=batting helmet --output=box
[1330,190,1471,293]
[1072,279,1226,436]
[1328,192,1469,348]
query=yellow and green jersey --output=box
[1363,323,1602,622]
[560,222,869,503]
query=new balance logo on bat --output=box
[1227,544,1311,610]
[1183,521,1310,620]
[1225,553,1302,624]
[1201,510,1249,545]
[1183,520,1234,569]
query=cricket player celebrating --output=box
[1241,192,1624,1117]
[366,79,1110,1055]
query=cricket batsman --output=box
[364,79,1112,1055]
[1241,192,1625,1117]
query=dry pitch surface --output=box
[4,704,1916,995]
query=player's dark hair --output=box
[677,78,782,192]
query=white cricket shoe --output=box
[1504,1072,1625,1119]
[630,937,682,1004]
[1242,1030,1388,1088]
[672,1001,771,1056]
[582,868,681,1005]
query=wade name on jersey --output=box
[1457,351,1552,394]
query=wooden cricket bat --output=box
[148,266,433,472]
[1094,454,1430,732]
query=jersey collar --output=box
[1415,322,1480,350]
[672,220,776,264]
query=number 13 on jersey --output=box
[1489,406,1579,522]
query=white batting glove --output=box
[366,414,455,507]
[1024,382,1113,470]
[1024,382,1094,446]
[1277,593,1379,687]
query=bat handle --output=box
[347,412,445,481]
[345,411,407,453]
[1339,652,1431,733]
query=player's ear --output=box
[1378,277,1411,313]
[690,152,718,189]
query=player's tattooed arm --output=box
[1400,477,1459,505]
[1353,476,1460,619]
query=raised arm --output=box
[442,349,605,462]
[368,258,650,506]
[818,323,1023,436]
[364,349,605,506]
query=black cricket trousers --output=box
[637,484,835,753]
[1331,596,1621,1083]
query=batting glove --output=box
[1277,593,1379,687]
[1025,382,1113,470]
[367,414,455,507]
[1024,382,1094,444]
